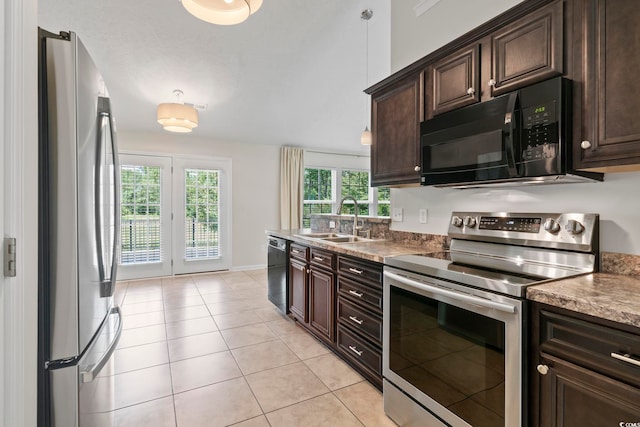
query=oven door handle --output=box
[384,271,516,314]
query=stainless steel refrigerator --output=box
[38,29,122,427]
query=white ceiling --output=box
[38,0,391,154]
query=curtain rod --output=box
[305,149,370,158]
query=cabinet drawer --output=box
[337,276,382,314]
[337,324,382,377]
[337,297,382,346]
[539,308,640,388]
[337,257,382,289]
[290,243,309,261]
[310,248,335,271]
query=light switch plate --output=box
[419,209,428,224]
[392,208,404,222]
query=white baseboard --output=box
[231,264,267,272]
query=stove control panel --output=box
[479,216,541,233]
[448,212,599,252]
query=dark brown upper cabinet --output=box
[428,44,481,116]
[572,0,640,172]
[370,72,424,187]
[490,0,564,97]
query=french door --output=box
[117,154,231,279]
[117,154,172,279]
[172,157,231,274]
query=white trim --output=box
[3,0,38,425]
[230,264,267,272]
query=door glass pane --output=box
[119,165,162,264]
[184,169,220,260]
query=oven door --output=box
[383,267,524,427]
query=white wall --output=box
[391,0,524,72]
[389,0,640,256]
[119,131,280,270]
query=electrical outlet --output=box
[392,208,404,222]
[329,220,336,228]
[419,209,428,224]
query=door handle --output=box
[96,96,120,298]
[80,307,122,383]
[503,92,520,178]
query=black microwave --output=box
[420,77,603,187]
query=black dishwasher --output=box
[267,236,289,314]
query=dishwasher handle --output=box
[268,237,287,251]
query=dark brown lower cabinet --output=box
[537,352,640,427]
[531,302,640,426]
[289,258,308,323]
[308,267,335,344]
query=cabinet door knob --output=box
[581,140,592,149]
[488,79,497,87]
[414,165,421,172]
[536,364,549,375]
[467,87,475,95]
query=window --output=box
[340,170,370,216]
[184,169,221,260]
[303,168,335,228]
[302,166,388,227]
[119,165,162,264]
[377,187,391,217]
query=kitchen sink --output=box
[294,232,343,239]
[294,232,379,244]
[320,236,377,243]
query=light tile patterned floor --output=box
[105,269,397,427]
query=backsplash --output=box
[601,252,640,277]
[310,214,640,277]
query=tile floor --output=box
[104,269,397,427]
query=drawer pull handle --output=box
[313,256,324,261]
[348,267,364,275]
[536,364,549,375]
[348,345,363,357]
[348,290,363,298]
[292,249,301,254]
[611,352,640,368]
[348,315,363,325]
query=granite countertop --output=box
[266,229,435,263]
[527,273,640,329]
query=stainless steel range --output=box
[382,212,599,427]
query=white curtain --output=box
[280,146,304,229]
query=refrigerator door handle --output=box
[96,96,120,298]
[79,306,122,383]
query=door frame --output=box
[2,0,39,425]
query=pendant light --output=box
[180,0,263,26]
[157,90,199,133]
[360,9,373,146]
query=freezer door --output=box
[50,307,122,427]
[45,32,116,361]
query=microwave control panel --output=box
[521,101,558,160]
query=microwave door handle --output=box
[504,92,520,178]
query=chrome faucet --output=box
[337,196,362,237]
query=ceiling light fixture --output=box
[180,0,263,26]
[157,90,199,133]
[360,9,373,146]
